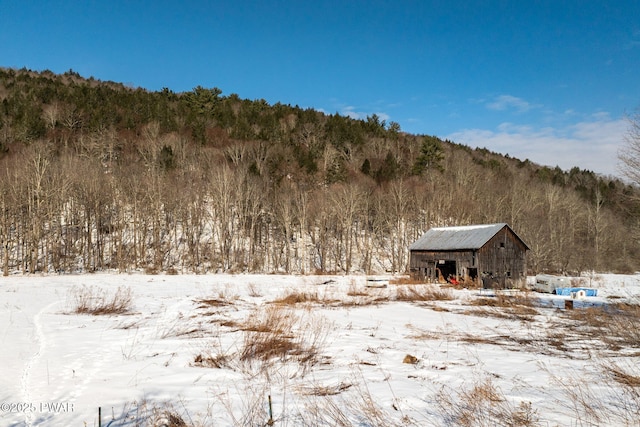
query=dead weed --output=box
[69,285,133,315]
[395,285,454,302]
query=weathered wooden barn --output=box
[409,223,529,288]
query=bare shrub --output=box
[69,285,133,315]
[395,284,453,302]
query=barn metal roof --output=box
[409,223,515,251]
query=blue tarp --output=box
[555,287,598,297]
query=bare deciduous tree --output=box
[619,110,640,190]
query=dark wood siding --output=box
[477,227,527,287]
[409,225,527,288]
[409,250,475,282]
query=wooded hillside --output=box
[1,67,638,275]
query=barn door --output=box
[467,267,478,284]
[437,260,457,283]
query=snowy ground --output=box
[1,273,639,426]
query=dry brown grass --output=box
[274,283,392,308]
[466,291,539,321]
[193,302,332,374]
[340,293,391,307]
[298,381,353,396]
[605,364,640,388]
[562,302,640,350]
[436,377,539,427]
[347,280,369,297]
[246,282,262,298]
[298,381,409,427]
[192,351,231,369]
[115,399,199,427]
[166,267,179,275]
[551,361,640,426]
[236,305,331,368]
[193,288,239,316]
[395,284,454,302]
[389,276,424,285]
[271,287,348,306]
[195,297,230,308]
[406,325,442,341]
[218,319,241,329]
[271,291,324,305]
[472,291,537,308]
[69,285,133,315]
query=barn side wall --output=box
[477,228,527,288]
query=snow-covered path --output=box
[20,300,63,426]
[1,277,70,426]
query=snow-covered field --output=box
[1,273,639,426]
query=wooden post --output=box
[98,407,102,427]
[3,243,8,276]
[565,299,574,310]
[267,395,274,426]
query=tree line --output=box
[1,67,638,275]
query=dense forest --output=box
[1,67,639,276]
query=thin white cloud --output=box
[446,116,628,177]
[486,95,536,113]
[342,106,360,119]
[340,106,390,122]
[375,112,391,122]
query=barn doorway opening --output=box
[436,260,456,283]
[467,267,478,284]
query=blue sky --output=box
[2,1,639,177]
